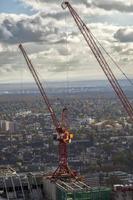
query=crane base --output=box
[51,164,77,180]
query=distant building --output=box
[113,185,133,200]
[0,120,17,133]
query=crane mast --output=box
[19,44,75,179]
[62,1,133,122]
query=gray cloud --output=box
[19,0,133,13]
[91,0,133,13]
[0,10,81,47]
[19,0,87,7]
[114,28,133,43]
[0,14,60,44]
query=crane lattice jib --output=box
[62,1,133,122]
[19,44,61,132]
[19,44,76,179]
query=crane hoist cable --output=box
[61,8,70,129]
[90,32,133,87]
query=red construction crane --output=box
[18,44,75,179]
[62,1,133,122]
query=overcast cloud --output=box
[0,0,133,83]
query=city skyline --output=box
[0,0,133,83]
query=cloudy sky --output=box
[0,0,133,83]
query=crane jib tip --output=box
[18,44,22,48]
[61,1,69,9]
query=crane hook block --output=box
[61,1,69,9]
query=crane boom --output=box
[62,2,133,122]
[19,44,60,131]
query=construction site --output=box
[0,166,112,200]
[0,1,133,200]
